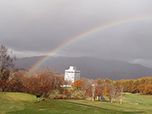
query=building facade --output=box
[64,66,80,83]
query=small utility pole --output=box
[92,84,95,101]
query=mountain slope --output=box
[15,56,152,79]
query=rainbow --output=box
[29,15,152,73]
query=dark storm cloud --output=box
[0,0,152,63]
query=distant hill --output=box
[15,56,152,80]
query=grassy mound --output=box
[0,92,36,114]
[0,92,36,102]
[0,92,152,114]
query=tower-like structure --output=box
[64,66,80,83]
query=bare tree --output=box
[0,44,15,91]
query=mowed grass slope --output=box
[0,92,152,114]
[0,92,36,114]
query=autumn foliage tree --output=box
[120,77,152,95]
[6,71,25,92]
[91,79,124,103]
[72,80,85,90]
[23,71,64,98]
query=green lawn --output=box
[0,92,152,114]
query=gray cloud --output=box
[63,20,152,60]
[0,0,152,63]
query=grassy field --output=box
[0,92,152,114]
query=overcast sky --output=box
[1,0,152,67]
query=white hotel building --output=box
[64,66,80,83]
